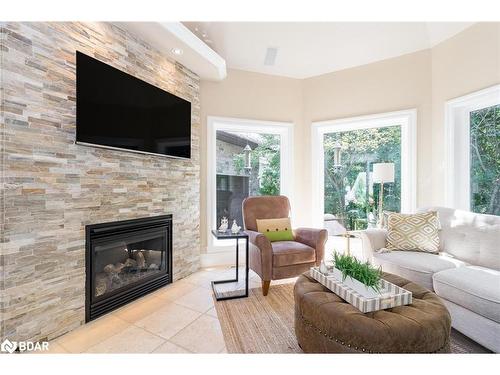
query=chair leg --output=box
[262,280,271,296]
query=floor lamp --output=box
[372,162,395,228]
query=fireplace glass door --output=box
[92,229,168,301]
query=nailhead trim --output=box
[299,315,374,353]
[298,315,449,353]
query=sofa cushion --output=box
[418,207,500,270]
[372,251,467,290]
[433,266,500,323]
[272,241,316,267]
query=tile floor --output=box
[39,237,354,354]
[33,262,490,354]
[44,266,269,354]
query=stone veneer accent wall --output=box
[0,22,201,342]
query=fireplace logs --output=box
[94,250,162,297]
[133,251,146,269]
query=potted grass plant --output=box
[331,251,383,298]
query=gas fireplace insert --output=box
[85,215,172,321]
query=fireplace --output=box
[85,215,172,321]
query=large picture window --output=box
[445,85,500,215]
[311,110,417,232]
[323,125,402,230]
[215,131,281,229]
[469,105,499,215]
[207,117,293,251]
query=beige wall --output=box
[302,49,433,217]
[199,23,499,253]
[199,69,304,251]
[430,22,500,204]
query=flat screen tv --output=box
[76,51,191,159]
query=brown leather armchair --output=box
[242,195,328,296]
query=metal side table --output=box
[210,229,249,301]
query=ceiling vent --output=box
[264,47,278,66]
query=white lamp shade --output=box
[372,163,395,183]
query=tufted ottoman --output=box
[294,271,451,353]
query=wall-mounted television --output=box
[76,51,191,159]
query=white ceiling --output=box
[119,22,227,81]
[183,22,474,79]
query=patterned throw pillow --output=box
[386,212,440,253]
[256,218,294,242]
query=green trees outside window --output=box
[216,132,281,227]
[323,126,402,230]
[233,134,281,196]
[470,104,500,215]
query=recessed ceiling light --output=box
[171,48,183,56]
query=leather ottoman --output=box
[294,271,451,353]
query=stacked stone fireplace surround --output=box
[0,22,201,342]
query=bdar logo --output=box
[0,339,48,353]
[1,339,17,353]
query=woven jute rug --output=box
[214,282,491,354]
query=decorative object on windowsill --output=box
[372,162,395,228]
[243,143,252,173]
[332,141,343,173]
[218,216,229,232]
[231,219,241,234]
[332,251,382,297]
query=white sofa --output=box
[357,207,500,352]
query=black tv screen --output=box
[76,51,191,159]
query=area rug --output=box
[214,283,491,354]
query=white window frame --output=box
[311,109,417,227]
[207,116,293,252]
[445,84,500,211]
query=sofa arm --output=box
[294,227,328,265]
[353,228,388,261]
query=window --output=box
[323,125,402,230]
[207,117,293,251]
[470,105,499,215]
[445,85,500,215]
[215,131,281,228]
[312,110,417,230]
